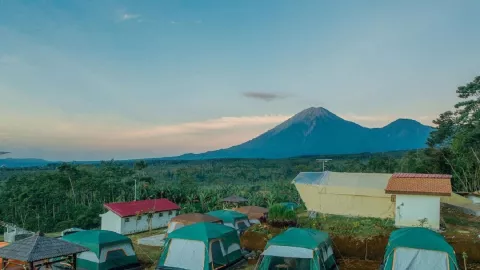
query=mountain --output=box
[170,107,434,160]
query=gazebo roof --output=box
[222,195,248,203]
[0,235,88,262]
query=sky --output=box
[1,0,480,161]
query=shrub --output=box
[268,204,297,226]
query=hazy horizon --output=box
[1,1,479,160]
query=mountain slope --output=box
[171,107,434,160]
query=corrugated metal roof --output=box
[292,172,329,185]
[104,199,180,218]
[293,171,392,190]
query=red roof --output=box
[386,173,452,196]
[104,199,180,217]
[392,173,452,179]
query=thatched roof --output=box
[0,235,88,262]
[222,195,248,203]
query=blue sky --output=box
[1,0,479,160]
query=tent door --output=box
[393,248,449,270]
[210,239,227,269]
[164,239,206,270]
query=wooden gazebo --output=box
[222,195,248,209]
[0,234,88,270]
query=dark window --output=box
[125,218,130,222]
[106,249,127,261]
[168,211,173,215]
[137,215,142,220]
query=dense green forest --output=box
[0,75,478,233]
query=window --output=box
[168,211,173,215]
[125,218,130,222]
[137,215,142,221]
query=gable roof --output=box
[104,199,180,217]
[385,173,452,196]
[0,235,88,262]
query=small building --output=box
[100,198,180,235]
[0,221,34,243]
[293,171,395,218]
[0,234,88,270]
[385,173,452,230]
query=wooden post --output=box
[72,254,77,270]
[29,262,34,270]
[2,258,7,270]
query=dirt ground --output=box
[136,206,480,269]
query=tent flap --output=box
[262,245,313,259]
[164,239,206,270]
[393,248,448,270]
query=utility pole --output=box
[134,178,137,201]
[316,159,332,172]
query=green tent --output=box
[157,222,244,270]
[257,228,337,270]
[206,210,251,232]
[62,230,140,270]
[382,228,459,270]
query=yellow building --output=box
[293,171,395,218]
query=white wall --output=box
[121,210,178,235]
[100,211,122,234]
[395,195,440,230]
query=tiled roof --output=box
[385,173,452,196]
[0,235,88,262]
[104,199,180,218]
[392,173,452,179]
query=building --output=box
[385,173,452,230]
[293,171,395,218]
[100,199,180,235]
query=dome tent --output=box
[206,210,251,234]
[62,230,141,270]
[382,227,459,270]
[257,228,337,270]
[157,222,243,270]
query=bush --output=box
[268,204,297,227]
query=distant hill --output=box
[168,107,434,160]
[0,158,53,168]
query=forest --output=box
[0,75,479,234]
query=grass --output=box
[297,212,395,238]
[129,228,165,270]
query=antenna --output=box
[316,159,332,172]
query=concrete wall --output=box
[395,195,440,230]
[121,210,178,235]
[100,211,122,234]
[467,195,480,204]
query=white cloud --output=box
[125,115,291,138]
[121,13,141,21]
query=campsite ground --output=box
[236,206,480,270]
[129,205,480,269]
